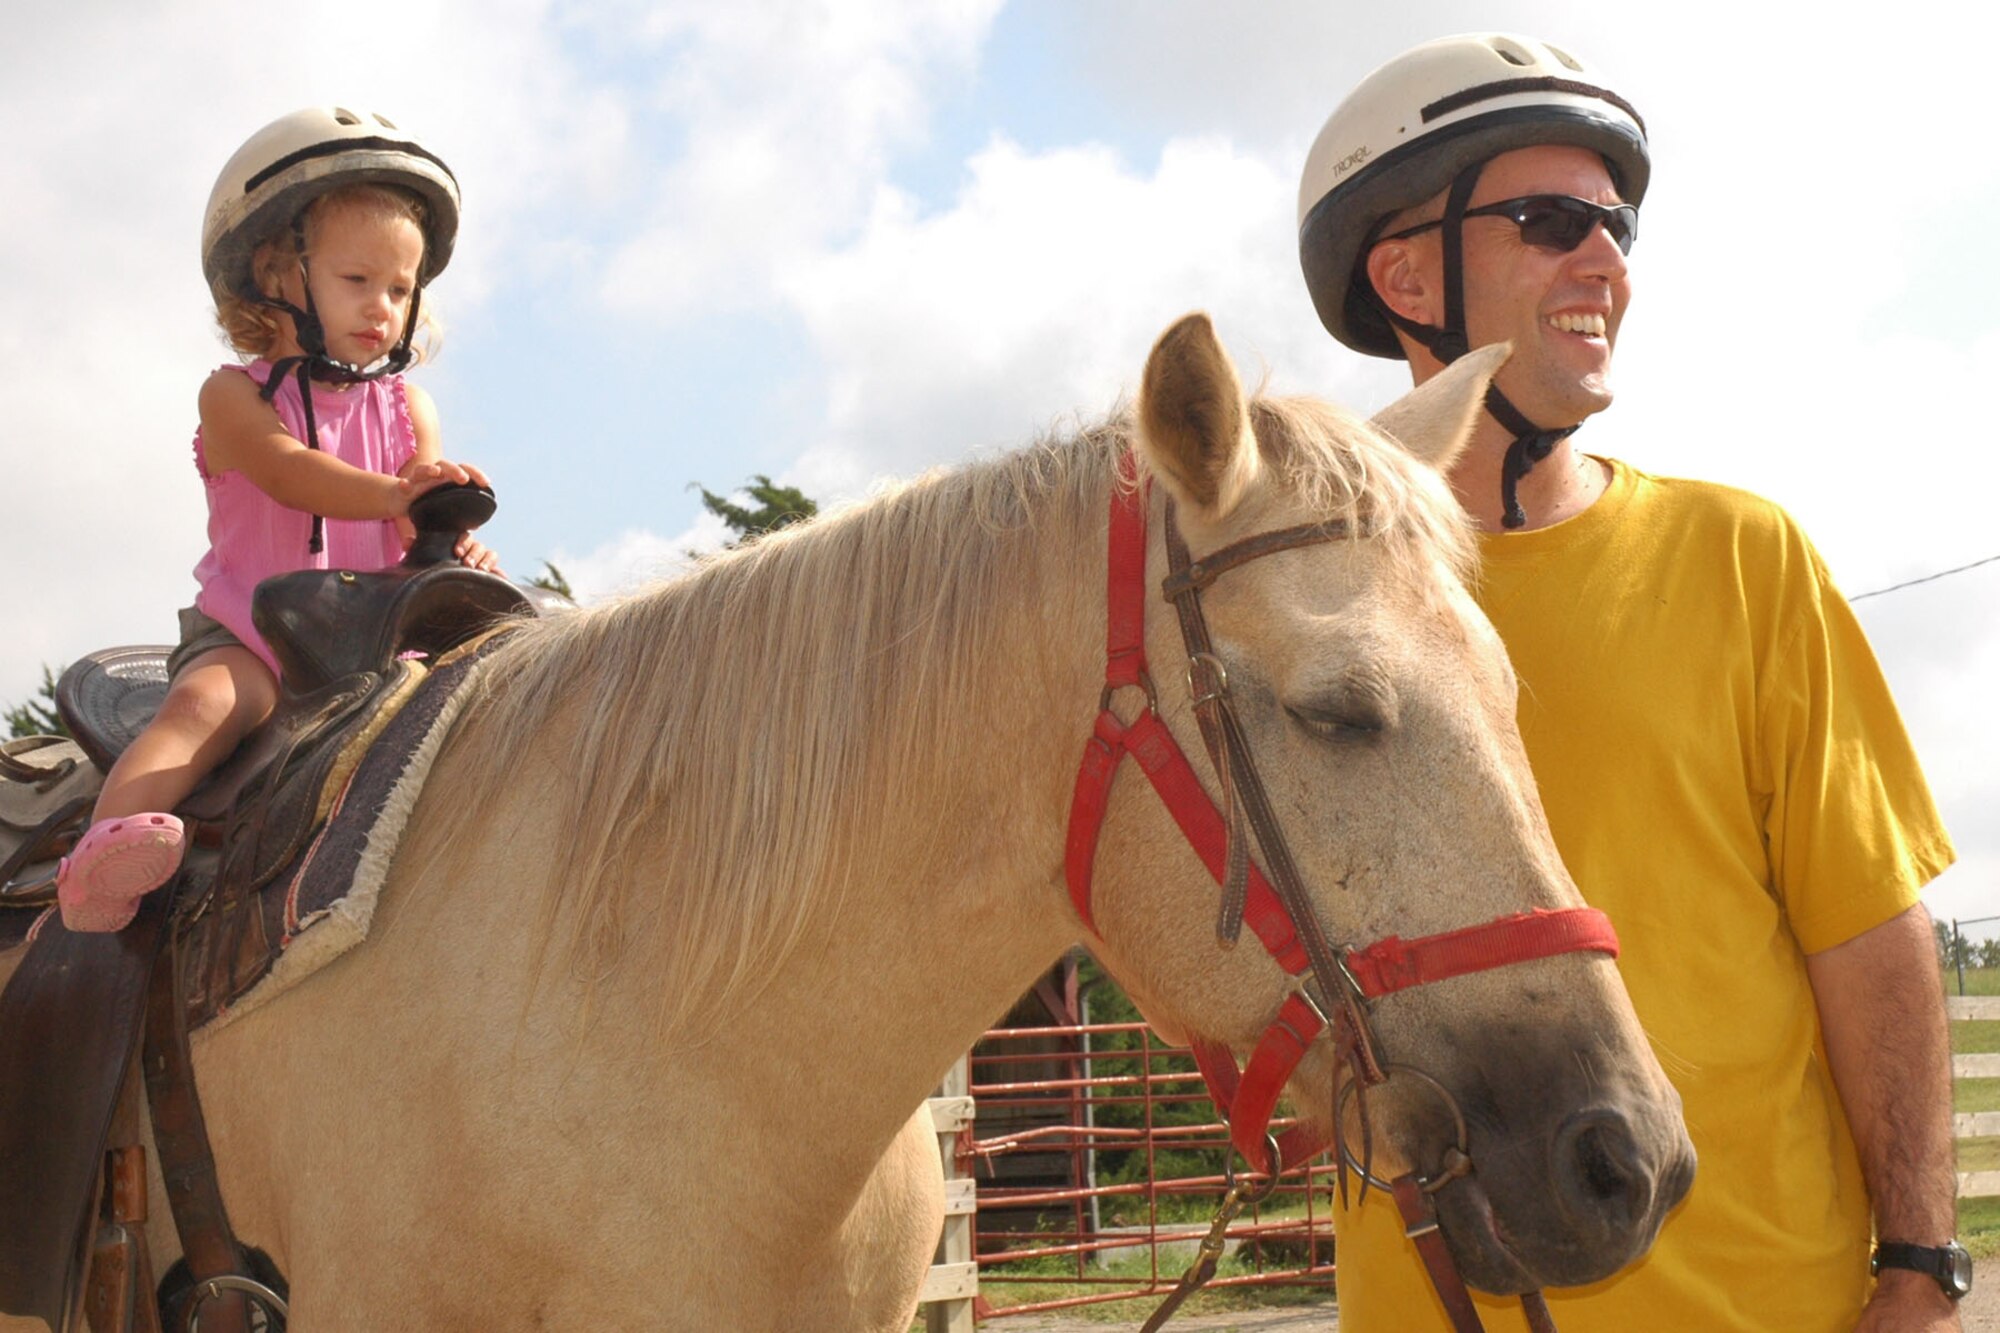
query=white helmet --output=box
[201,106,460,301]
[1298,33,1648,359]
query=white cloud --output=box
[594,0,1003,319]
[549,511,731,603]
[778,133,1410,497]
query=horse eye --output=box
[1286,702,1387,743]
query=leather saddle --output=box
[0,483,549,1333]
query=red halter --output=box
[1065,451,1619,1176]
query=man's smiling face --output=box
[1453,144,1632,426]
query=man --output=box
[1296,33,1962,1332]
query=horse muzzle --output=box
[1434,1100,1696,1293]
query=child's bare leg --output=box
[61,647,277,931]
[93,646,278,821]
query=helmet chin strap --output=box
[1375,163,1578,530]
[253,216,424,554]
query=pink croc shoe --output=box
[57,814,186,932]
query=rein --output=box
[1065,450,1616,1332]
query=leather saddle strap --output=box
[0,738,67,783]
[0,793,92,900]
[143,926,252,1333]
[0,889,173,1330]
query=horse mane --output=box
[428,393,1470,1046]
[1246,394,1476,585]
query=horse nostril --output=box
[1554,1110,1647,1233]
[1577,1126,1628,1197]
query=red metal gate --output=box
[961,1018,1337,1320]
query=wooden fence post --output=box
[923,1055,978,1332]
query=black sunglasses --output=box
[1378,194,1638,255]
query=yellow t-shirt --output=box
[1332,458,1955,1332]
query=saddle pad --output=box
[195,629,504,1035]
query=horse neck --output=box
[656,498,1120,1184]
[702,480,1111,1157]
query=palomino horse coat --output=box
[6,315,1691,1329]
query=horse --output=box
[3,312,1692,1330]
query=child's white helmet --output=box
[1298,33,1648,359]
[201,106,460,300]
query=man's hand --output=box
[1858,1268,1961,1331]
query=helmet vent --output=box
[332,107,361,125]
[1543,43,1585,72]
[373,112,400,129]
[1487,37,1535,66]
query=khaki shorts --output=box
[164,606,252,681]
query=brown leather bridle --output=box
[1066,451,1616,1332]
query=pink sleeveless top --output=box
[191,361,418,675]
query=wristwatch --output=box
[1872,1240,1973,1300]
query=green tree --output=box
[693,475,818,547]
[5,664,69,740]
[528,560,575,601]
[1937,919,1971,971]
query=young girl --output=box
[58,107,500,932]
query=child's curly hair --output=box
[212,182,445,363]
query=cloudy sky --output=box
[6,2,1996,929]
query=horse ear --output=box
[1370,341,1512,472]
[1138,312,1261,519]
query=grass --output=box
[1962,1137,2000,1172]
[1943,965,2000,998]
[975,1247,1333,1322]
[966,1193,1338,1322]
[1963,1197,2000,1260]
[1952,1019,2000,1054]
[1955,1079,2000,1114]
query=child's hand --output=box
[393,459,503,574]
[453,534,503,575]
[394,458,491,511]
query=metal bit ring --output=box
[185,1275,289,1332]
[1335,1063,1471,1193]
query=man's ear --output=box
[1363,237,1438,328]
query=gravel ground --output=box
[993,1272,2000,1330]
[1974,1277,1999,1333]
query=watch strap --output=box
[1873,1241,1971,1300]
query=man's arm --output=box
[1805,901,1960,1329]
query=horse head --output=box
[1080,312,1694,1295]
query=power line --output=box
[1851,553,2000,603]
